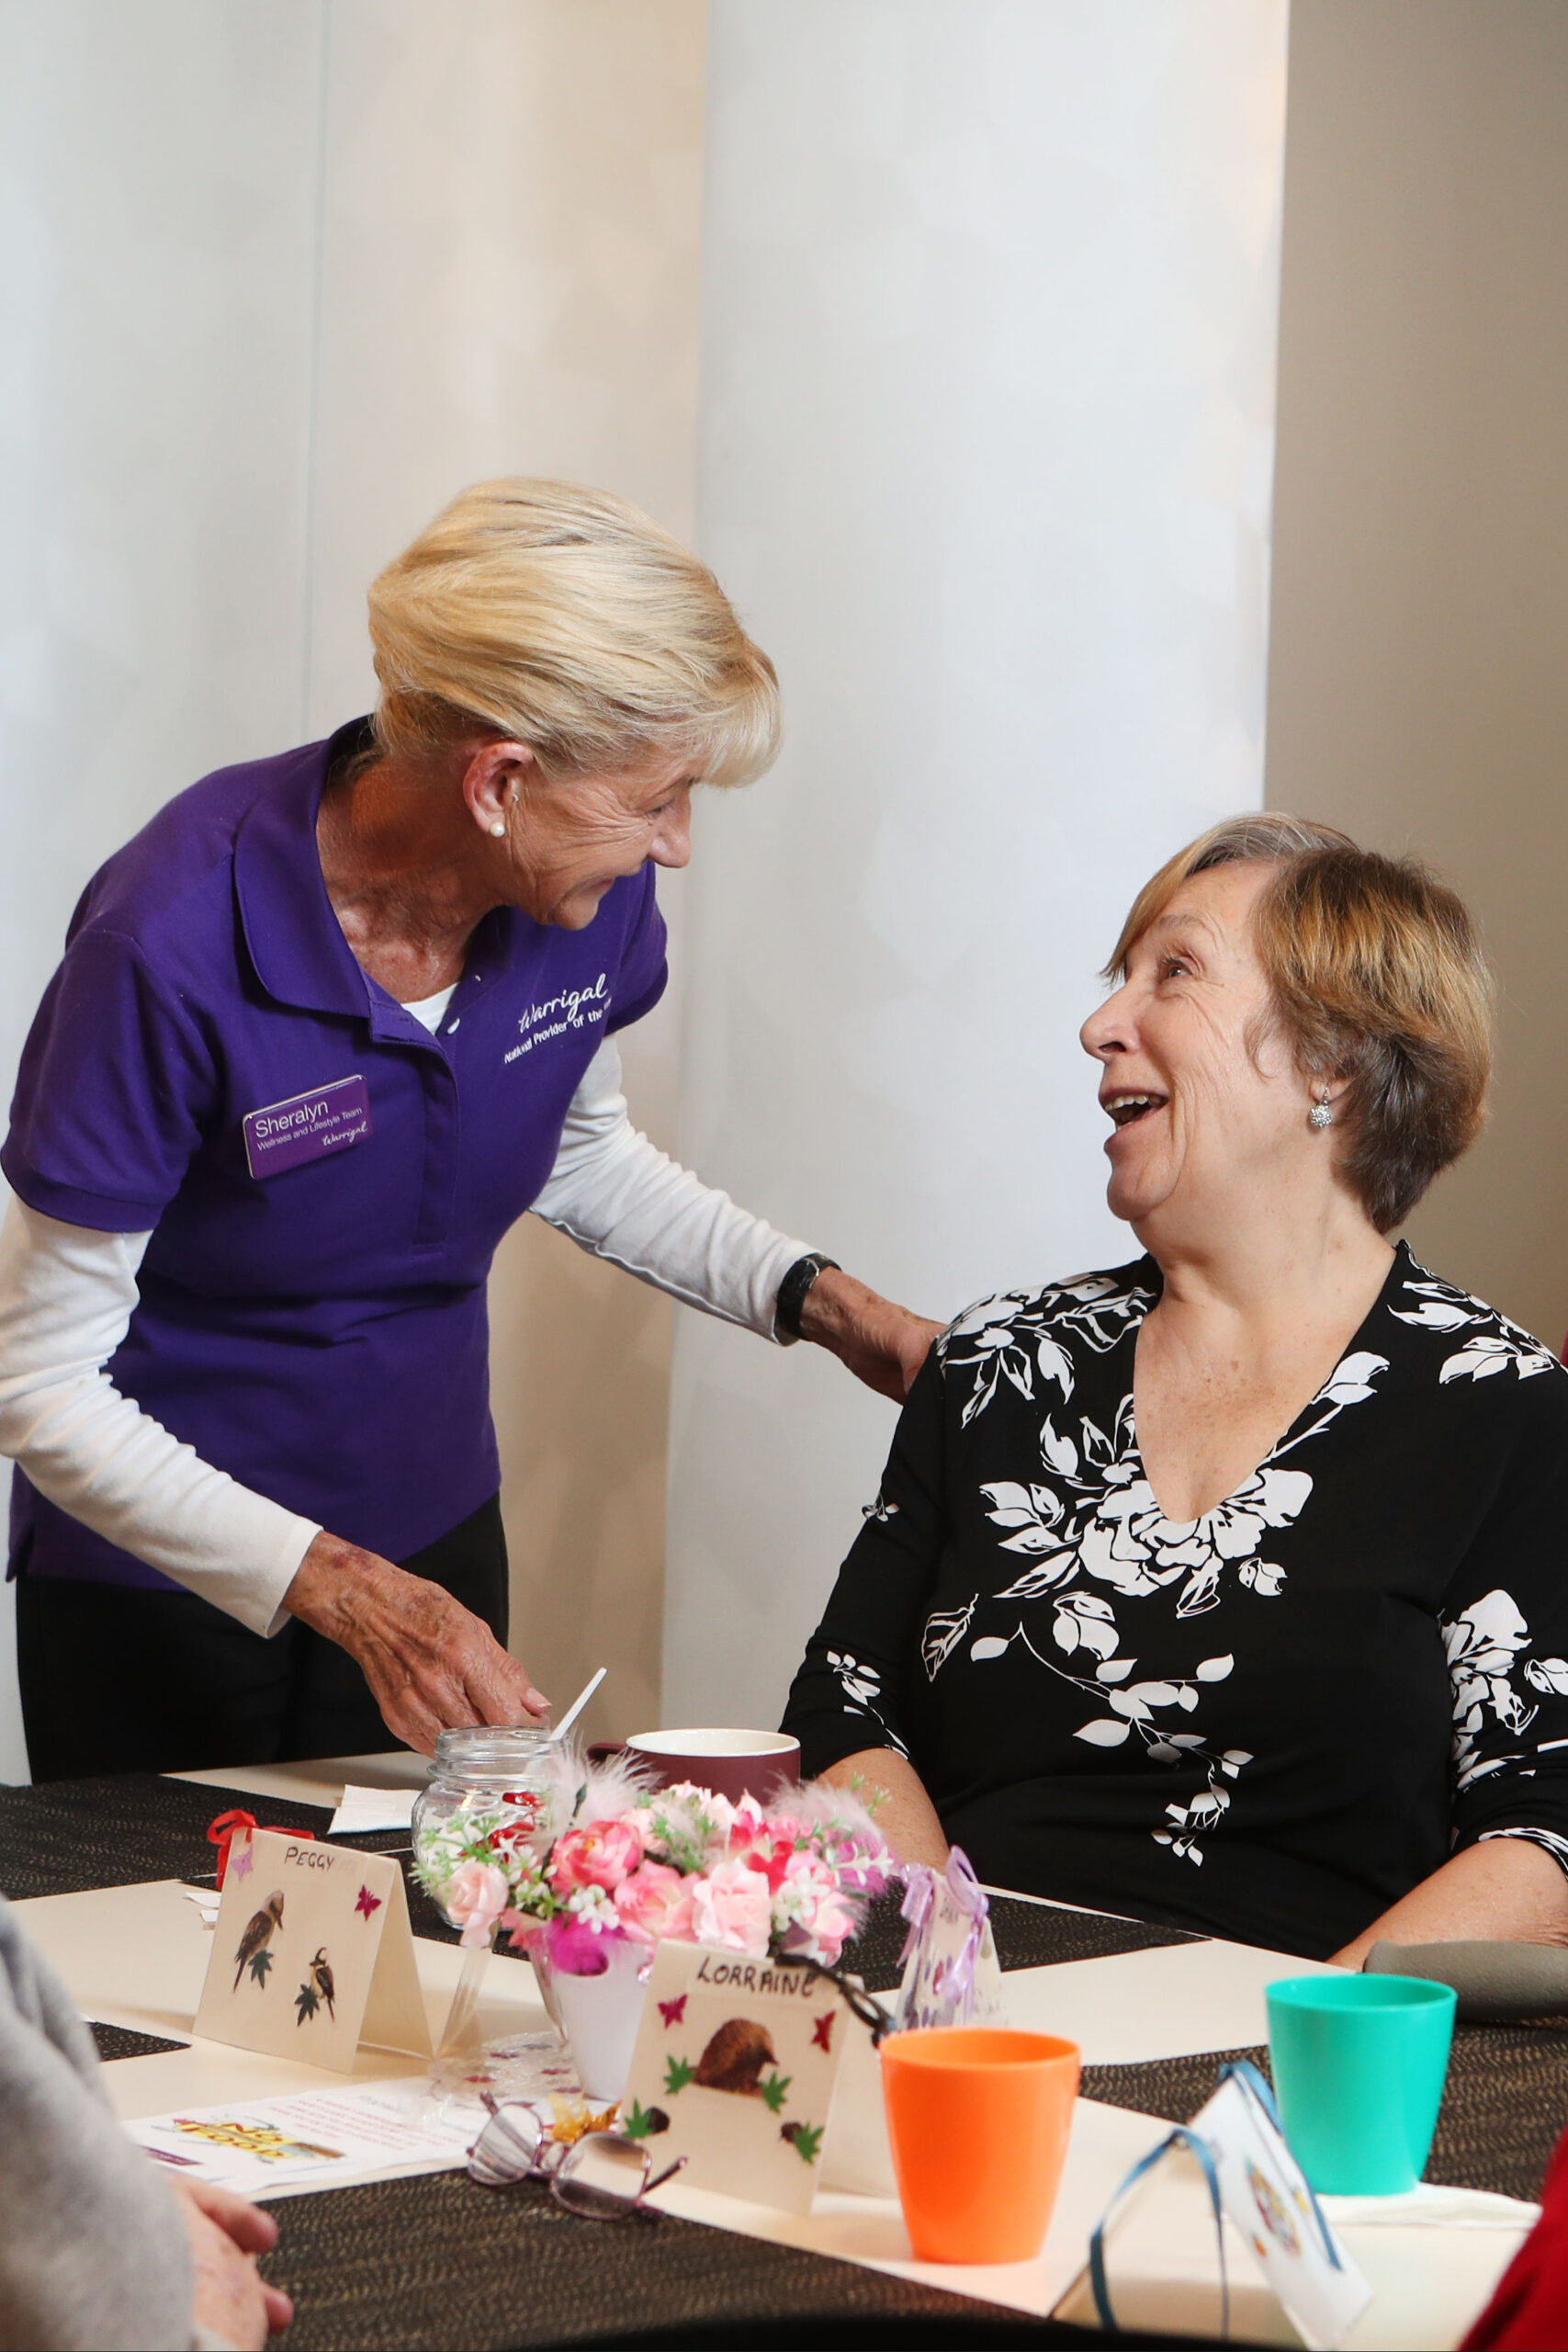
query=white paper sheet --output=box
[328,1785,417,1836]
[127,2078,478,2195]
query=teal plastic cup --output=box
[1266,1973,1457,2195]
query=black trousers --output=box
[15,1495,508,1782]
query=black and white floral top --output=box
[783,1243,1568,1959]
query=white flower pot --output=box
[546,1939,651,2104]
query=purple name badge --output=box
[242,1075,372,1180]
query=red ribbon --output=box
[206,1808,315,1887]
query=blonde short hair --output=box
[367,479,781,785]
[1106,814,1495,1233]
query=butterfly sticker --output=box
[659,1995,688,2029]
[811,2011,836,2053]
[355,1885,383,1921]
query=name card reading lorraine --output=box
[618,1940,852,2214]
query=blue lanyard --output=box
[1087,2059,1341,2337]
[1089,2121,1230,2338]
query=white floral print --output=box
[1391,1273,1558,1384]
[798,1245,1568,1911]
[826,1648,908,1758]
[932,1256,1562,1869]
[940,1272,1364,1862]
[1442,1589,1568,1791]
[939,1272,1153,1430]
[1482,1826,1568,1872]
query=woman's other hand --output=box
[283,1533,549,1753]
[799,1268,943,1401]
[173,2177,292,2346]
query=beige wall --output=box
[1267,0,1568,1344]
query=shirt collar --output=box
[233,721,377,1019]
[234,720,530,1044]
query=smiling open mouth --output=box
[1104,1092,1168,1128]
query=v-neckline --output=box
[1123,1242,1407,1530]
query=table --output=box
[2,1755,1552,2350]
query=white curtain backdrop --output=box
[664,0,1289,1731]
[0,0,706,1777]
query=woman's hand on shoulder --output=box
[282,1533,549,1753]
[799,1268,943,1401]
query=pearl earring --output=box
[489,820,506,838]
[1309,1092,1334,1130]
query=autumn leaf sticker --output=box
[758,2071,792,2115]
[663,2055,695,2097]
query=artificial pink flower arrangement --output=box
[423,1754,895,1976]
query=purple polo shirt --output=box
[3,720,667,1589]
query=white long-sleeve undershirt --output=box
[0,1037,809,1638]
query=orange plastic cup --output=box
[879,2026,1080,2264]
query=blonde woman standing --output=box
[0,481,938,1779]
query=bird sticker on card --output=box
[618,1941,852,2214]
[195,1829,431,2071]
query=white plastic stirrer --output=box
[548,1664,607,1743]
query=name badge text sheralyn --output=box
[242,1076,372,1180]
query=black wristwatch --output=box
[774,1252,840,1343]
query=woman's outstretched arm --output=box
[1331,1835,1568,1970]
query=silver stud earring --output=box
[489,820,506,838]
[1309,1092,1334,1130]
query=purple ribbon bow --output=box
[935,1848,987,2006]
[896,1846,990,2011]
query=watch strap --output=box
[774,1252,840,1343]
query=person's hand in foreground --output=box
[284,1537,549,1754]
[800,1268,943,1401]
[174,2178,292,2347]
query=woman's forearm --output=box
[1331,1835,1568,1969]
[824,1747,951,1871]
[0,1196,319,1634]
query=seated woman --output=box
[783,815,1568,1965]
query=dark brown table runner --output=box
[0,1770,445,1908]
[252,2170,1076,2352]
[843,1886,1194,1996]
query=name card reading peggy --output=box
[195,1830,431,2072]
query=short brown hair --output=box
[367,479,781,786]
[1106,814,1495,1232]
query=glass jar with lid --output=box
[411,1724,560,1931]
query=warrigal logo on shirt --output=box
[503,973,608,1064]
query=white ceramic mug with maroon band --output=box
[620,1727,801,1807]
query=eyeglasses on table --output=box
[468,2095,687,2221]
